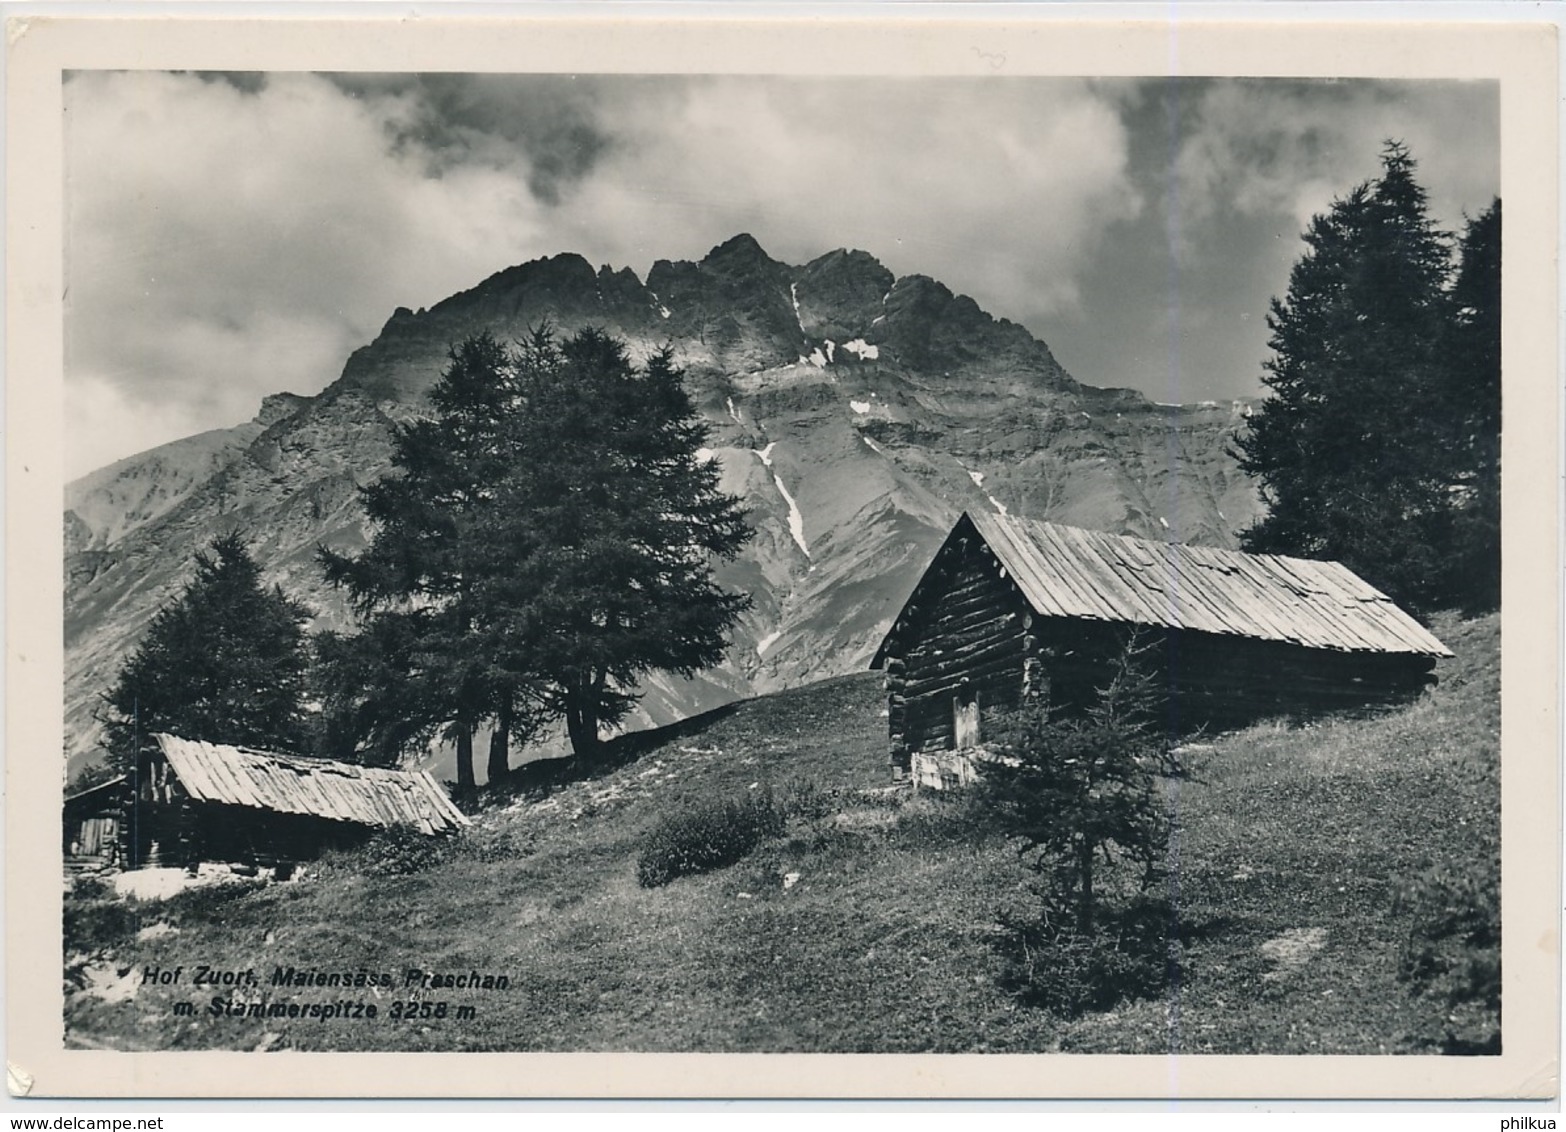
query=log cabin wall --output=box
[127,750,197,868]
[1027,617,1435,729]
[191,805,371,866]
[63,777,131,870]
[884,534,1035,777]
[1151,628,1436,727]
[879,513,1448,780]
[882,559,1440,779]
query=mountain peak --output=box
[63,229,1265,775]
[794,248,896,341]
[453,251,599,307]
[702,232,777,269]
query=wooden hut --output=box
[64,775,130,871]
[122,734,469,870]
[870,512,1452,787]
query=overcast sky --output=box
[63,72,1498,480]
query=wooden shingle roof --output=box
[151,735,470,835]
[879,512,1451,661]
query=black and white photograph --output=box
[8,12,1560,1101]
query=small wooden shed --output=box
[63,775,130,870]
[870,512,1452,786]
[123,734,469,869]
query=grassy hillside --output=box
[65,612,1498,1054]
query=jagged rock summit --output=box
[64,235,1263,779]
[321,235,1075,413]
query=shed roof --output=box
[876,512,1451,663]
[64,774,129,814]
[151,735,469,835]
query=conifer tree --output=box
[979,635,1174,1016]
[476,325,753,760]
[100,533,311,772]
[309,614,440,768]
[1235,142,1463,611]
[322,324,752,778]
[320,331,527,791]
[1445,199,1502,611]
[982,636,1169,933]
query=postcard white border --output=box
[6,9,1559,1100]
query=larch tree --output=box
[476,325,753,761]
[99,532,312,774]
[319,331,537,792]
[322,323,752,782]
[309,614,441,768]
[979,634,1174,1016]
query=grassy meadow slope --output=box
[65,613,1498,1055]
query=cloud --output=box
[64,70,556,476]
[325,73,614,204]
[1040,78,1499,400]
[1170,79,1498,248]
[64,73,1143,477]
[63,371,219,479]
[546,77,1142,329]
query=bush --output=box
[1398,857,1500,1054]
[359,826,449,876]
[636,789,784,888]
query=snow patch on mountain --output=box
[754,443,809,557]
[791,282,805,332]
[824,340,835,363]
[756,629,783,657]
[850,400,871,415]
[987,494,1008,516]
[727,397,744,424]
[774,474,810,557]
[967,469,985,487]
[861,436,884,454]
[842,338,879,360]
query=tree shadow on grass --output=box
[491,701,746,801]
[991,895,1219,1020]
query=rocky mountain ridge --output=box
[64,234,1263,780]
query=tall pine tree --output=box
[1235,142,1464,611]
[99,533,312,773]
